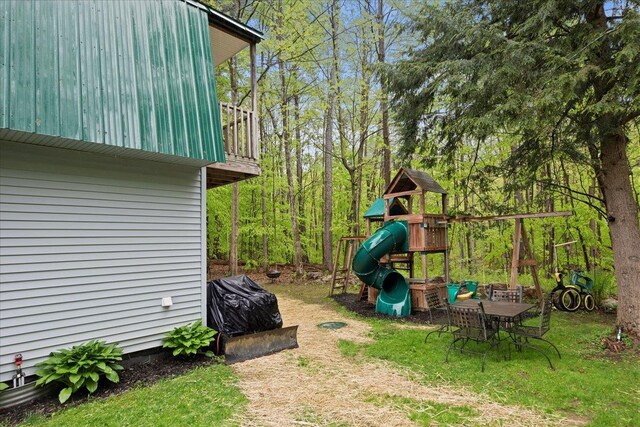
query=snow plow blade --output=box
[224,326,299,364]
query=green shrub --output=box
[163,320,216,358]
[35,340,123,403]
[244,259,259,271]
[590,268,617,305]
[0,382,9,391]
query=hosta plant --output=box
[35,340,123,403]
[163,320,216,357]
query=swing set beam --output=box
[449,211,572,223]
[448,211,573,301]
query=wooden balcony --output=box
[206,102,260,188]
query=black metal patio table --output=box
[454,300,535,320]
[454,299,536,343]
[450,299,537,364]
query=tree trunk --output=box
[545,163,555,276]
[293,84,310,263]
[455,192,465,271]
[229,56,239,275]
[377,0,391,188]
[322,0,339,271]
[277,29,303,276]
[323,106,334,271]
[588,180,600,265]
[260,97,269,271]
[230,183,239,275]
[599,132,640,338]
[562,168,591,271]
[337,3,370,238]
[352,22,370,237]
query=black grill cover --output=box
[206,275,283,336]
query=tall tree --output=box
[259,85,269,271]
[323,0,339,271]
[292,67,310,263]
[277,0,304,275]
[376,0,391,188]
[229,53,240,276]
[388,1,640,337]
[335,1,373,237]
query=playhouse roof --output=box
[363,198,408,218]
[385,168,447,195]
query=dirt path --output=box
[230,296,569,427]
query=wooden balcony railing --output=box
[220,102,258,161]
[206,102,260,188]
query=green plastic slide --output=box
[352,221,411,317]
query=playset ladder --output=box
[382,253,414,277]
[329,237,366,296]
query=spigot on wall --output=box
[12,354,25,388]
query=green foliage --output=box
[388,1,640,170]
[296,356,310,368]
[20,364,246,427]
[244,258,259,271]
[336,339,361,359]
[590,268,618,305]
[365,394,479,426]
[163,320,216,358]
[203,0,639,302]
[34,340,123,404]
[0,382,9,391]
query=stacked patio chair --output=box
[424,288,450,343]
[489,286,525,329]
[445,301,502,372]
[490,286,524,303]
[509,293,561,370]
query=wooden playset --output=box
[330,167,572,316]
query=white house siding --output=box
[0,141,205,382]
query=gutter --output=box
[185,0,265,44]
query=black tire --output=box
[582,294,595,312]
[551,290,565,311]
[559,288,581,312]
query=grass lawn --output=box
[10,280,639,426]
[15,364,245,427]
[354,312,639,426]
[270,282,639,426]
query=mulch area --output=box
[1,263,298,426]
[331,292,448,325]
[0,353,217,426]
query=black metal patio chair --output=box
[490,286,525,329]
[509,293,561,370]
[424,288,450,342]
[445,301,502,372]
[490,286,524,303]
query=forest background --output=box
[204,0,640,298]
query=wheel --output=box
[559,288,581,312]
[551,290,565,311]
[582,293,595,312]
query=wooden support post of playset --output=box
[509,219,543,300]
[509,219,523,288]
[421,253,427,280]
[443,193,450,284]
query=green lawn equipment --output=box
[550,241,595,312]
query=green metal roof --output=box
[363,198,408,218]
[0,0,225,164]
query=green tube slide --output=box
[352,221,411,317]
